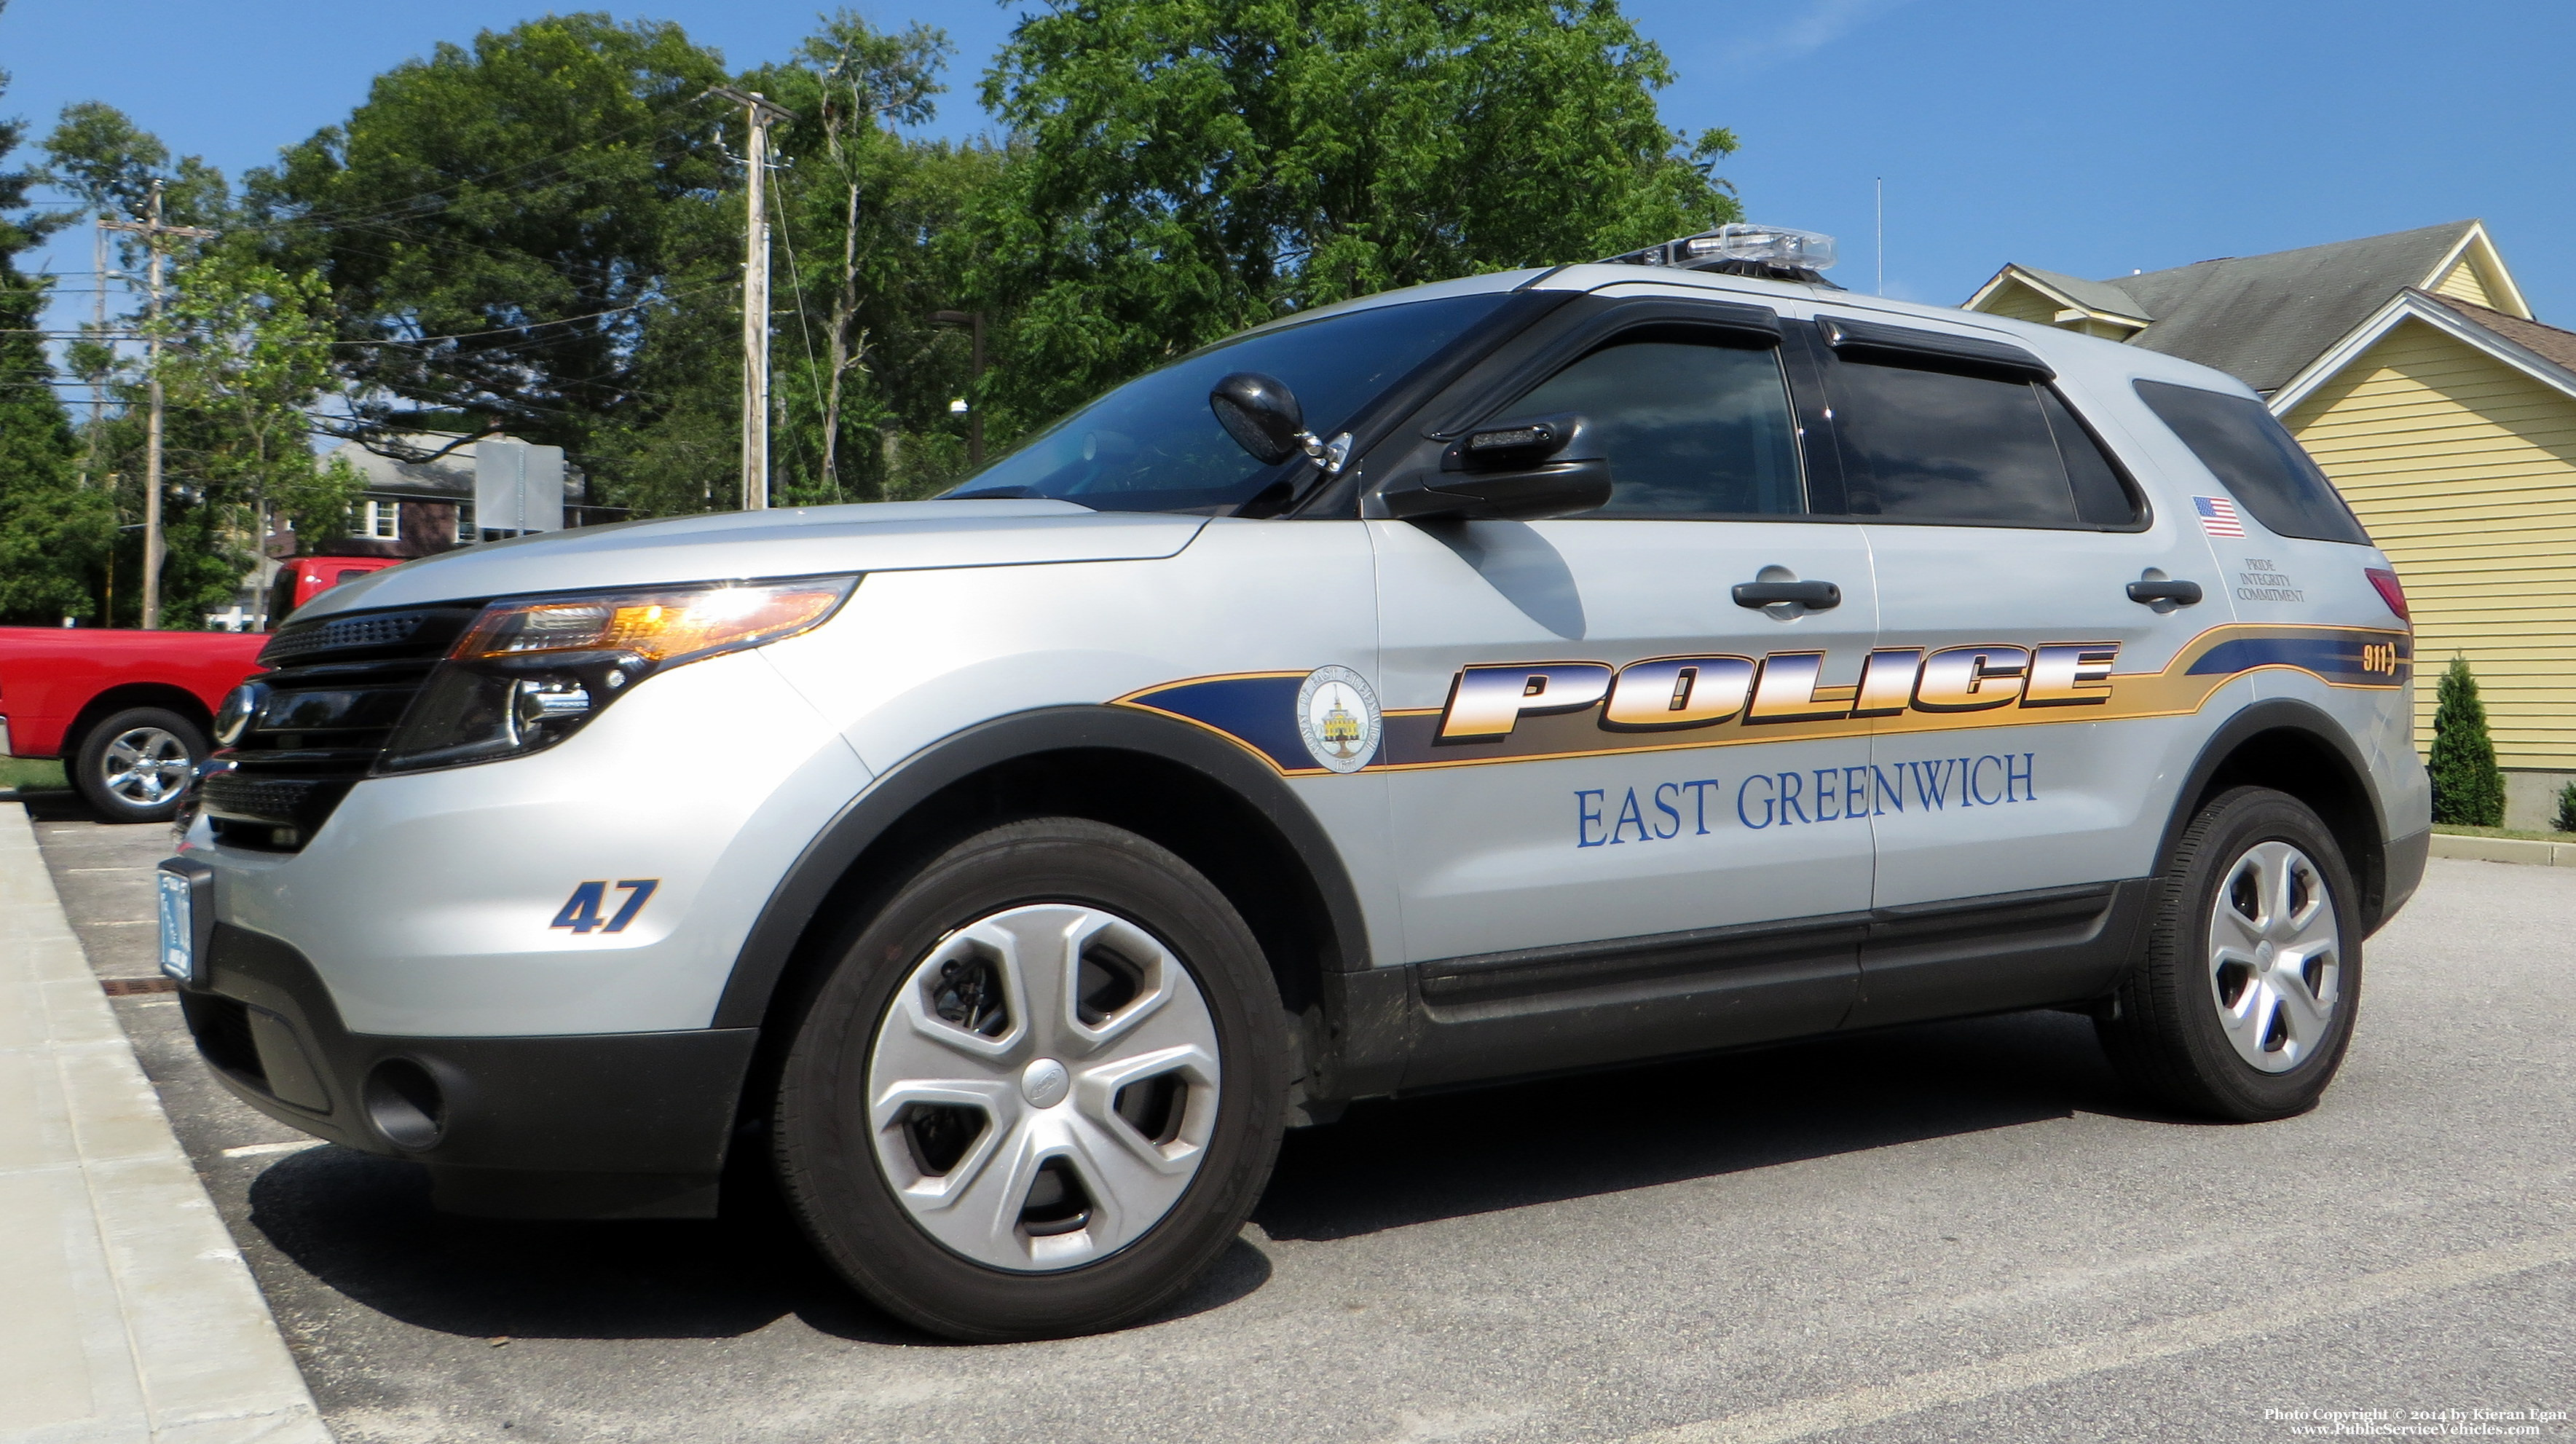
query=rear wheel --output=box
[2098,786,2361,1121]
[773,816,1286,1341]
[71,706,205,824]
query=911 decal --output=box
[551,878,659,934]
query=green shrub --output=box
[2554,780,2576,835]
[2428,655,2505,827]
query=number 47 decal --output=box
[551,879,659,935]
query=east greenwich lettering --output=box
[1575,753,2037,846]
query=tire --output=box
[71,706,205,824]
[2098,786,2363,1121]
[773,816,1288,1341]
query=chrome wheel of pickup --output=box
[867,902,1221,1273]
[101,725,192,806]
[2207,839,2341,1073]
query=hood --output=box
[294,500,1206,618]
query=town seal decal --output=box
[1296,666,1381,773]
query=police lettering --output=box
[1444,644,2116,741]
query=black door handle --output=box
[1733,580,1841,609]
[2125,580,2204,605]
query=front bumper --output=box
[184,920,757,1218]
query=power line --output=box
[765,160,835,500]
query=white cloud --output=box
[1717,0,1918,70]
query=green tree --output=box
[153,250,362,618]
[42,99,233,467]
[0,28,114,625]
[2428,655,2505,827]
[765,12,948,497]
[736,13,1009,505]
[249,14,733,466]
[970,0,1741,433]
[43,100,229,229]
[40,100,239,626]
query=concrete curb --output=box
[0,804,331,1443]
[2429,832,2576,867]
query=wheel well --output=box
[2191,726,2388,927]
[749,746,1342,1084]
[66,684,213,755]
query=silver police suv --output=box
[165,225,2430,1340]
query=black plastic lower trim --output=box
[2378,826,2430,933]
[1845,880,2146,1030]
[1326,880,2149,1100]
[183,923,755,1219]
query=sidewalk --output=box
[0,802,329,1444]
[2429,830,2576,867]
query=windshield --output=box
[946,293,1515,513]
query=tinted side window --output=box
[1827,355,2079,526]
[2039,388,2145,527]
[2132,379,2371,545]
[1508,338,1805,516]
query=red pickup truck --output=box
[1,555,402,823]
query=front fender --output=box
[711,705,1375,1030]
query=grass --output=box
[2433,822,2572,843]
[0,757,66,794]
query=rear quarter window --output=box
[2132,379,2373,545]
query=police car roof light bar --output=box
[1604,223,1843,286]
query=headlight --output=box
[377,575,856,773]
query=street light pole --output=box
[710,84,797,510]
[929,309,985,466]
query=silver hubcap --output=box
[866,904,1221,1272]
[101,727,190,806]
[2207,840,2341,1073]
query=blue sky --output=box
[7,0,2573,326]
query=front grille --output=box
[258,611,434,664]
[205,604,481,851]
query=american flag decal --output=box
[2194,495,2247,537]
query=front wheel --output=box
[773,817,1287,1341]
[71,706,206,824]
[2098,786,2363,1121]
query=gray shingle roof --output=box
[2425,291,2576,376]
[2080,221,2479,394]
[2011,265,2152,322]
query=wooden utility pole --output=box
[711,85,796,511]
[101,181,215,629]
[929,309,987,465]
[87,221,108,478]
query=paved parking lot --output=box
[31,798,2575,1443]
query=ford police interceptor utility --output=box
[162,224,2430,1341]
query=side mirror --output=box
[1376,414,1614,521]
[1210,372,1307,465]
[1210,372,1350,474]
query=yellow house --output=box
[1969,221,2576,829]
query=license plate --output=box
[157,868,194,982]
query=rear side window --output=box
[2132,379,2372,545]
[1508,336,1805,516]
[265,568,301,628]
[1824,354,2138,527]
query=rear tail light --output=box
[2364,567,2409,622]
